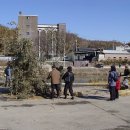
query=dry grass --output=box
[0,61,8,66]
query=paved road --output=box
[0,88,130,130]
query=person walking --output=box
[47,65,61,99]
[62,66,74,100]
[4,61,12,87]
[108,65,118,101]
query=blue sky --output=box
[0,0,130,43]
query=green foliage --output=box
[0,24,18,55]
[11,39,47,98]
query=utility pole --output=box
[75,39,78,51]
[51,28,57,62]
[44,29,48,59]
[63,40,66,67]
[38,29,42,60]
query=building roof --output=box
[18,15,38,16]
[77,47,99,52]
[103,50,129,54]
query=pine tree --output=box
[11,39,47,98]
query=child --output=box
[115,73,121,99]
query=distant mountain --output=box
[66,32,123,50]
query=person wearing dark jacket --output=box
[108,65,117,101]
[121,65,130,89]
[4,61,12,87]
[122,65,130,76]
[62,66,74,100]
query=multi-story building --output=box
[18,12,66,59]
[18,14,38,43]
[18,12,66,40]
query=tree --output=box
[11,39,47,98]
[0,24,18,55]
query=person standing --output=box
[4,61,12,87]
[122,64,130,77]
[121,64,130,89]
[115,73,121,99]
[62,66,74,100]
[108,65,117,101]
[47,65,61,99]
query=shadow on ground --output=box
[54,100,90,105]
[80,95,108,101]
[93,88,108,92]
[105,125,130,130]
[0,87,10,93]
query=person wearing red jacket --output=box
[115,74,121,99]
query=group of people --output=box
[4,61,130,101]
[4,62,75,100]
[47,65,75,99]
[108,64,129,101]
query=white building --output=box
[98,45,130,61]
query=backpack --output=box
[64,72,74,83]
[113,72,118,82]
[4,67,9,76]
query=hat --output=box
[67,66,72,72]
[111,65,116,71]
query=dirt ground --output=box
[0,86,130,130]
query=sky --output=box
[0,0,130,43]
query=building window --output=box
[26,32,30,35]
[113,57,116,59]
[26,16,30,19]
[125,57,127,59]
[26,25,30,28]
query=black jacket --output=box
[62,71,74,83]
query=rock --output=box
[74,91,84,97]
